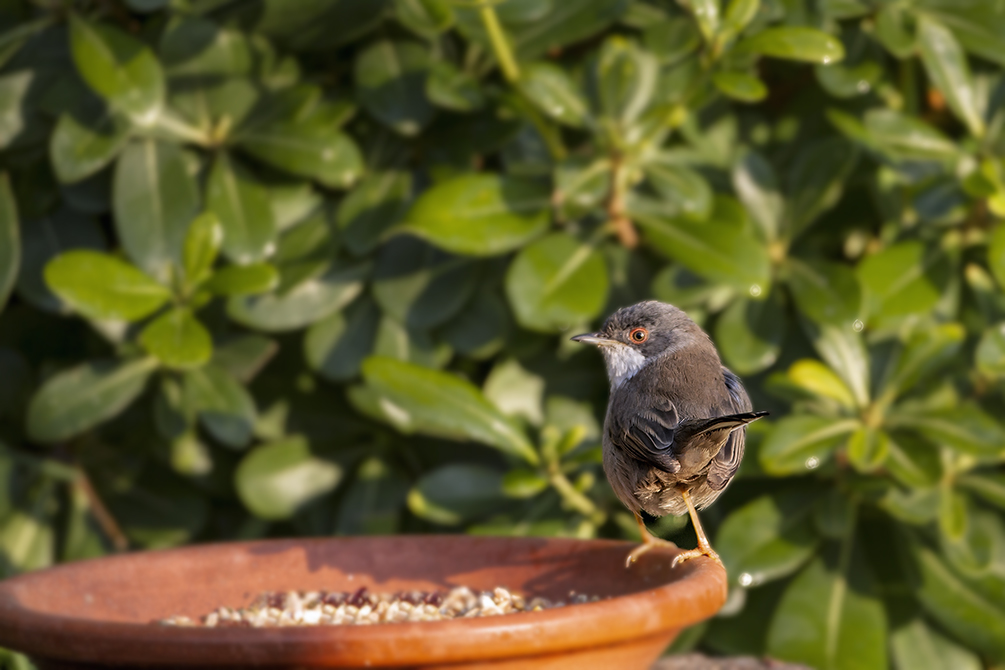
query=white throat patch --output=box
[600,344,647,390]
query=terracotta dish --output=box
[0,535,726,669]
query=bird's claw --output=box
[625,538,678,568]
[670,547,722,569]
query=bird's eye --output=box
[629,328,648,343]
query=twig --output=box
[607,155,638,248]
[478,3,520,83]
[75,468,129,552]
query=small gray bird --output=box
[573,300,767,568]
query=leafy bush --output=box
[1,0,1004,668]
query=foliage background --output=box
[1,0,1005,668]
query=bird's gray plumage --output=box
[575,301,765,518]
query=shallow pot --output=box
[0,535,726,669]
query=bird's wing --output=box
[707,367,755,490]
[608,393,683,473]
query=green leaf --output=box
[886,432,942,489]
[907,542,1005,659]
[712,71,767,102]
[737,27,845,64]
[439,288,510,359]
[239,120,363,190]
[304,296,380,382]
[407,464,503,525]
[760,416,859,475]
[989,222,1005,289]
[113,139,199,281]
[394,0,454,38]
[518,62,589,128]
[206,153,277,264]
[786,359,857,409]
[918,16,985,138]
[372,239,478,330]
[634,196,771,294]
[139,308,212,370]
[863,109,959,161]
[227,261,368,332]
[714,291,784,374]
[874,5,914,59]
[183,365,257,449]
[69,14,165,122]
[977,324,1005,377]
[44,250,170,321]
[202,263,279,296]
[721,0,759,41]
[0,174,18,316]
[592,36,658,127]
[804,322,871,408]
[846,426,890,473]
[403,174,550,256]
[683,0,719,42]
[857,241,948,321]
[355,39,434,136]
[182,212,222,287]
[50,106,131,185]
[767,547,888,670]
[732,149,782,242]
[958,472,1005,511]
[716,490,820,588]
[26,357,157,443]
[337,171,412,256]
[899,403,1005,458]
[361,356,537,463]
[891,617,983,670]
[502,469,549,498]
[0,71,35,150]
[371,314,452,370]
[880,323,965,397]
[425,62,484,112]
[786,259,861,326]
[483,358,545,426]
[787,138,857,237]
[235,436,341,520]
[504,233,608,333]
[644,164,713,221]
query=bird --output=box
[572,300,767,568]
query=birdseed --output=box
[156,586,602,628]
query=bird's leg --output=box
[624,512,678,568]
[671,489,723,568]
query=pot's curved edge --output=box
[0,537,727,667]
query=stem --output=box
[549,469,603,524]
[479,3,520,83]
[607,154,638,248]
[76,468,129,553]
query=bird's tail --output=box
[691,410,769,437]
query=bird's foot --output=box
[671,546,722,569]
[625,537,678,568]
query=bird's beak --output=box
[571,332,619,346]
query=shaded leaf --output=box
[898,403,1005,457]
[355,39,434,136]
[44,250,170,321]
[206,153,277,264]
[183,365,257,449]
[50,106,130,184]
[976,323,1005,377]
[592,36,658,127]
[786,259,861,326]
[760,416,859,475]
[304,296,380,382]
[787,138,857,237]
[518,62,589,127]
[26,358,157,443]
[918,16,985,138]
[395,0,454,38]
[403,174,550,256]
[732,149,782,241]
[361,356,537,463]
[0,174,18,316]
[235,436,341,520]
[714,291,784,374]
[644,164,712,221]
[408,464,503,525]
[857,241,948,321]
[505,233,608,333]
[425,62,484,112]
[891,617,983,670]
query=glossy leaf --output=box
[862,109,959,161]
[786,259,861,326]
[403,174,550,256]
[26,358,158,443]
[846,426,890,473]
[644,164,712,221]
[304,296,380,382]
[918,16,985,138]
[235,436,341,520]
[858,241,947,321]
[786,359,857,409]
[425,62,484,112]
[361,357,537,463]
[891,618,982,670]
[805,322,871,408]
[504,233,608,333]
[714,291,784,374]
[139,308,212,370]
[69,15,165,122]
[977,324,1005,377]
[50,107,131,184]
[227,262,368,332]
[738,27,845,64]
[355,39,434,136]
[182,212,222,287]
[338,171,412,256]
[113,139,199,281]
[202,263,279,296]
[880,323,965,397]
[44,250,170,321]
[716,490,820,588]
[713,71,767,102]
[732,150,782,241]
[899,404,1005,457]
[408,464,503,525]
[206,153,277,264]
[239,121,363,189]
[395,0,454,38]
[183,365,257,449]
[767,548,888,670]
[0,174,18,316]
[592,36,658,127]
[518,62,589,127]
[760,416,859,475]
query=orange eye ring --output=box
[629,328,648,343]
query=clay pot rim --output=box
[0,535,727,667]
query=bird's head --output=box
[571,301,703,388]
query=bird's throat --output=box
[601,345,647,390]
